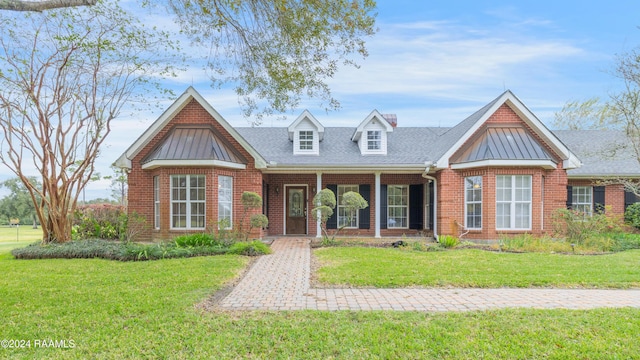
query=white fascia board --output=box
[116,87,267,170]
[351,109,393,142]
[188,88,267,169]
[114,154,132,169]
[262,164,427,174]
[562,153,582,170]
[141,159,247,170]
[451,159,557,170]
[116,88,195,170]
[287,110,324,141]
[503,95,580,169]
[435,94,508,168]
[435,91,581,170]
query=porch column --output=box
[316,172,322,238]
[375,172,381,238]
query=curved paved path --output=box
[218,238,640,311]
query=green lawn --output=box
[2,246,640,358]
[0,226,42,254]
[315,247,640,288]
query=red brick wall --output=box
[127,99,263,241]
[567,180,626,215]
[436,166,568,240]
[451,104,563,164]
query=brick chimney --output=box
[381,114,397,128]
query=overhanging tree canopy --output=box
[0,0,96,11]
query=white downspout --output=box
[422,163,437,241]
[375,172,381,238]
[316,172,322,238]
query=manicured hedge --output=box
[11,239,243,261]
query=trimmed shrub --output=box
[11,239,229,261]
[228,240,272,256]
[625,202,640,229]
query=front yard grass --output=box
[314,247,640,288]
[2,245,640,358]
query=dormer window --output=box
[367,130,381,150]
[352,110,394,155]
[288,110,324,156]
[299,131,314,150]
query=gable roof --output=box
[351,110,394,142]
[287,110,324,141]
[141,126,247,170]
[433,90,581,170]
[454,126,555,163]
[114,87,266,170]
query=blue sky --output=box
[2,1,640,200]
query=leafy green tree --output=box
[168,0,377,121]
[3,1,377,121]
[0,0,179,243]
[554,44,640,195]
[0,177,41,228]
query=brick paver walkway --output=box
[217,238,640,311]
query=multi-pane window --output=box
[367,130,381,150]
[153,176,160,229]
[387,185,408,228]
[218,176,233,229]
[171,175,205,229]
[465,176,482,229]
[299,131,313,150]
[338,185,359,228]
[496,175,531,230]
[572,186,592,216]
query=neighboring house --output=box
[115,87,640,241]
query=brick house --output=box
[115,87,640,241]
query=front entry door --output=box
[286,187,307,235]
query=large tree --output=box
[0,0,178,243]
[555,45,640,195]
[168,0,377,121]
[2,0,377,121]
[0,177,41,227]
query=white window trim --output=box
[218,175,233,229]
[464,176,482,230]
[367,130,382,151]
[170,175,206,230]
[298,130,314,151]
[496,175,532,230]
[387,185,409,229]
[337,185,359,229]
[572,186,593,216]
[153,176,160,230]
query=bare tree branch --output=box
[0,0,96,12]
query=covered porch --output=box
[261,171,436,238]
